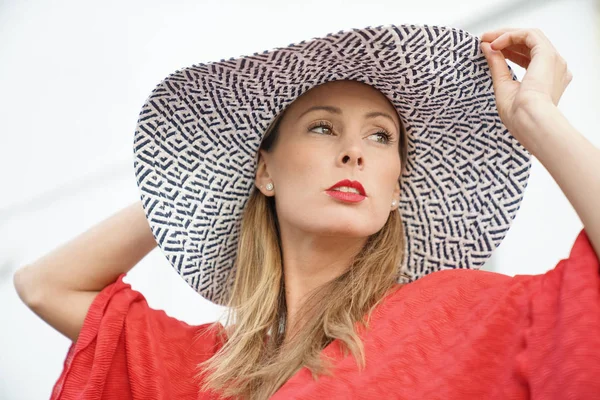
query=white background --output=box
[1,0,598,398]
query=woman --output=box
[14,24,600,399]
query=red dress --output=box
[50,229,600,399]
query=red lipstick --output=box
[325,179,366,203]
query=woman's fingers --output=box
[486,29,556,81]
[481,28,572,107]
[481,30,532,59]
[480,28,520,43]
[480,27,574,142]
[490,30,535,52]
[500,43,531,57]
[501,49,531,69]
[489,29,555,55]
[480,42,517,102]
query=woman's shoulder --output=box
[379,227,599,322]
[77,272,227,352]
[369,267,533,331]
[51,273,228,399]
[388,267,518,303]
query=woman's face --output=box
[256,80,402,238]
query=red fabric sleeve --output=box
[518,229,600,398]
[50,273,227,400]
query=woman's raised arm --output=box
[13,200,157,341]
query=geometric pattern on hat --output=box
[133,24,532,305]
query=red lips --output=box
[326,179,366,196]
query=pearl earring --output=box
[391,200,397,207]
[265,182,274,191]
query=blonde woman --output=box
[15,25,600,399]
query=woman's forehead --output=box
[297,80,387,103]
[286,80,400,124]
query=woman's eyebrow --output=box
[298,105,343,119]
[297,105,398,131]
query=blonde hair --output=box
[196,100,409,400]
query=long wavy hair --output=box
[196,92,409,400]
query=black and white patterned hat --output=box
[133,23,532,305]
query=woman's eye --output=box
[309,123,392,144]
[310,123,333,135]
[369,131,392,144]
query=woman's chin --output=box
[311,223,380,239]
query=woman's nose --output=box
[339,146,363,167]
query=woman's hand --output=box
[480,28,573,154]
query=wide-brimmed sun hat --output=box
[132,23,531,305]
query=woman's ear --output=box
[255,150,274,196]
[393,179,401,198]
[391,179,401,209]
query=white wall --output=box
[1,0,597,398]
